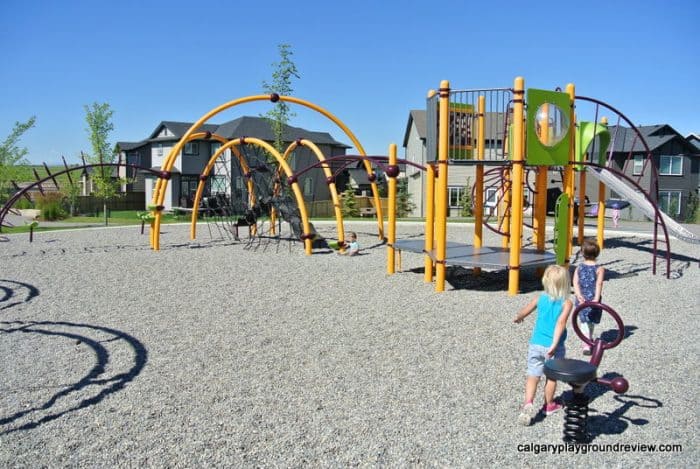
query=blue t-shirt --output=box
[530,294,568,348]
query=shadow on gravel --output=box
[0,321,148,435]
[0,279,40,311]
[586,394,662,440]
[402,266,543,293]
[600,325,637,343]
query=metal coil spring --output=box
[563,392,590,444]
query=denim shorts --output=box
[527,343,565,377]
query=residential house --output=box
[403,109,507,217]
[116,117,350,211]
[588,124,700,221]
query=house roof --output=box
[607,124,698,155]
[148,121,219,140]
[116,141,149,152]
[686,133,700,151]
[403,110,427,147]
[133,117,349,149]
[215,116,349,148]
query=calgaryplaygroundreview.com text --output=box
[517,442,683,455]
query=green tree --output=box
[262,44,300,156]
[84,102,120,225]
[684,190,699,223]
[459,177,473,217]
[0,116,36,202]
[397,178,416,217]
[341,188,359,217]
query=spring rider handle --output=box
[543,302,629,443]
[572,301,629,393]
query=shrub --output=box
[15,197,35,209]
[35,192,66,221]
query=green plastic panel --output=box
[525,88,572,166]
[575,121,611,170]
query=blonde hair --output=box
[542,265,570,301]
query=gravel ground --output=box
[1,220,698,467]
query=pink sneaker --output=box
[543,402,563,416]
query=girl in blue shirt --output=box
[513,264,573,425]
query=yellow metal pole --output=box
[424,163,435,283]
[501,168,511,249]
[597,116,608,249]
[387,143,398,274]
[564,84,576,265]
[474,96,485,276]
[534,104,549,251]
[578,170,586,244]
[435,80,450,292]
[508,77,526,296]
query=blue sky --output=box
[1,0,698,164]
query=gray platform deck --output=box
[393,238,556,269]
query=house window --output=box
[659,190,682,216]
[659,155,682,176]
[632,155,644,175]
[184,142,199,156]
[485,188,498,207]
[303,177,314,197]
[155,143,163,156]
[448,186,466,208]
[211,176,227,194]
[210,142,221,157]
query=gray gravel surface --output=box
[1,221,698,467]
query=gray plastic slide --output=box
[588,167,700,244]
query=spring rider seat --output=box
[543,302,629,444]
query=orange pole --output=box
[564,84,576,265]
[424,163,436,283]
[435,80,450,292]
[474,96,485,276]
[508,77,525,296]
[578,170,586,244]
[387,144,397,274]
[534,104,549,251]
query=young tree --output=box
[459,177,473,217]
[84,102,119,225]
[341,188,359,217]
[0,116,36,202]
[262,44,300,156]
[397,178,416,217]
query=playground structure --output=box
[146,94,389,255]
[2,78,696,296]
[387,78,698,295]
[544,301,630,443]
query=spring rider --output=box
[543,302,629,443]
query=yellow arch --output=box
[149,94,383,250]
[189,139,254,240]
[190,137,313,254]
[289,139,346,247]
[148,131,226,247]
